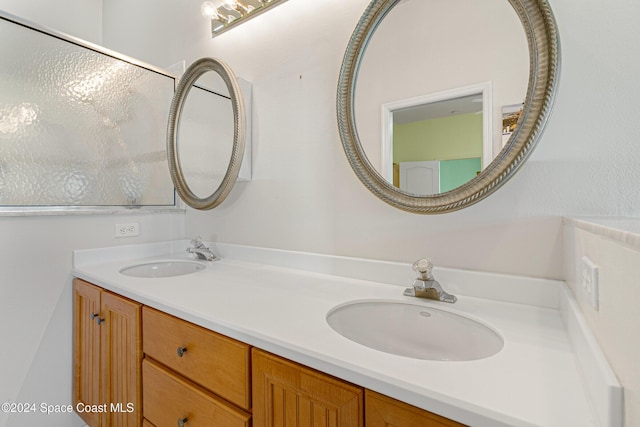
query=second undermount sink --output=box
[327,300,503,361]
[119,260,206,278]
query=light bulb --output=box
[222,0,238,10]
[200,1,217,17]
[222,0,254,15]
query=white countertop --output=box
[72,242,608,427]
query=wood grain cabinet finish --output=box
[365,390,467,427]
[73,279,142,427]
[73,279,102,427]
[142,358,251,427]
[142,306,251,410]
[252,348,364,427]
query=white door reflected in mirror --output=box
[399,161,440,194]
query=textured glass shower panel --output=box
[0,18,175,206]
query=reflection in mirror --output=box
[177,71,234,199]
[355,0,529,196]
[382,83,492,194]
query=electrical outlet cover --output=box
[115,223,139,238]
[580,256,599,310]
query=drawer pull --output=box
[90,313,105,325]
[178,417,188,426]
[177,346,188,357]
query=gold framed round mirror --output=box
[337,0,560,214]
[167,57,246,210]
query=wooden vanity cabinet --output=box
[73,278,142,427]
[252,348,364,427]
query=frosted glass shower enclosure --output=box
[0,12,176,210]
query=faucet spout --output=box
[403,258,456,303]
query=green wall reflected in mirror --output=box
[391,100,483,194]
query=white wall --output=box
[0,214,184,427]
[102,0,640,280]
[0,3,186,427]
[0,0,103,44]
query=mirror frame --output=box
[167,57,246,210]
[337,0,560,214]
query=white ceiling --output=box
[393,94,482,124]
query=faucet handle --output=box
[190,236,204,247]
[412,258,433,280]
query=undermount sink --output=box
[119,260,206,278]
[327,300,503,361]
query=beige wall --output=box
[564,222,640,425]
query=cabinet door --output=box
[365,390,466,427]
[253,349,363,427]
[73,279,102,427]
[73,279,142,427]
[101,291,142,427]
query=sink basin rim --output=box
[326,299,504,362]
[119,259,207,278]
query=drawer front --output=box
[365,390,467,427]
[143,359,251,427]
[142,307,251,410]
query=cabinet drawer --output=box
[142,307,251,410]
[365,390,466,427]
[143,359,251,427]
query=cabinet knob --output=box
[90,313,105,325]
[178,417,188,427]
[177,346,188,357]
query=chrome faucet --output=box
[403,258,456,303]
[186,237,218,261]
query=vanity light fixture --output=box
[201,0,288,37]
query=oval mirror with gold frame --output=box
[167,57,246,210]
[337,0,560,214]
